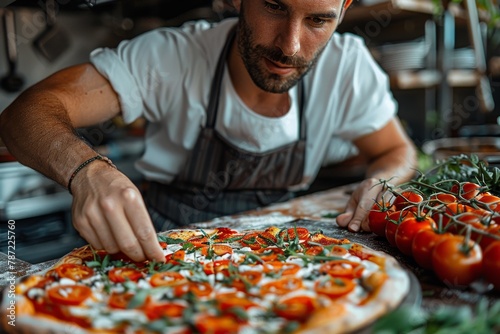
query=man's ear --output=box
[339,0,353,23]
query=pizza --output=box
[1,226,410,333]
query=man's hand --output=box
[336,178,383,232]
[71,162,165,263]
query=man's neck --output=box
[227,38,290,118]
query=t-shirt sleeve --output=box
[333,35,397,141]
[89,26,209,125]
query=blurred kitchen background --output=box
[1,0,500,263]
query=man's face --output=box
[236,0,348,94]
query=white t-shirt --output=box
[90,18,397,190]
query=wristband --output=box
[68,155,116,195]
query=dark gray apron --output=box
[146,27,307,230]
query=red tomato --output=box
[262,261,300,276]
[451,182,481,200]
[108,292,134,309]
[200,244,233,257]
[429,193,457,206]
[108,267,143,283]
[431,203,472,234]
[150,272,186,287]
[278,227,310,241]
[385,210,410,247]
[174,282,213,298]
[368,201,394,237]
[55,264,94,281]
[482,241,500,290]
[431,236,483,287]
[203,259,232,276]
[144,301,186,320]
[195,314,240,334]
[232,270,263,292]
[314,277,355,299]
[477,194,500,213]
[319,260,364,279]
[255,247,285,261]
[455,212,488,241]
[165,249,186,265]
[240,231,277,250]
[47,285,92,306]
[412,229,452,270]
[395,215,435,256]
[274,295,317,322]
[216,292,258,312]
[393,190,424,211]
[261,277,303,296]
[213,227,239,241]
[479,224,500,250]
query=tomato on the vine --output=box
[476,194,500,213]
[393,191,424,211]
[431,236,483,287]
[395,215,435,256]
[412,229,452,270]
[385,210,409,247]
[429,193,457,206]
[482,241,500,290]
[368,201,394,237]
[431,202,472,234]
[479,224,500,250]
[450,182,481,200]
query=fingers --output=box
[122,188,165,262]
[73,185,164,263]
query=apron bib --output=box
[146,26,307,229]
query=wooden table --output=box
[1,183,499,314]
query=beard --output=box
[236,9,324,94]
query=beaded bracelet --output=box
[67,155,116,195]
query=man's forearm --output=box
[365,144,417,186]
[0,87,98,188]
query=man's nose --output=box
[275,22,301,57]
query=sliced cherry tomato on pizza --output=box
[368,201,394,237]
[240,232,277,250]
[165,249,186,265]
[159,241,168,249]
[174,282,213,298]
[262,261,300,276]
[108,267,144,283]
[194,314,241,334]
[216,292,258,312]
[395,215,435,256]
[261,277,303,296]
[451,182,481,200]
[274,295,317,322]
[314,277,355,299]
[411,229,453,270]
[203,259,232,276]
[200,244,233,257]
[431,235,483,287]
[187,235,209,248]
[482,241,500,290]
[232,270,263,292]
[255,247,285,261]
[47,284,92,306]
[328,245,349,257]
[278,227,310,241]
[213,227,240,241]
[150,272,186,287]
[393,190,424,211]
[144,301,186,320]
[55,263,94,281]
[310,233,348,245]
[108,291,134,309]
[319,260,364,279]
[304,245,325,256]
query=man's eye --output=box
[309,17,327,27]
[264,1,283,12]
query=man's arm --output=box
[0,63,165,262]
[336,117,417,232]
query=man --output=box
[0,0,416,263]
